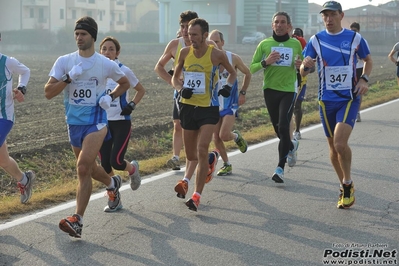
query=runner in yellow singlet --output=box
[172,18,237,212]
[155,11,199,172]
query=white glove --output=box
[68,62,83,80]
[99,94,112,110]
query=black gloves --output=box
[218,84,232,97]
[17,86,26,95]
[120,101,136,115]
[180,84,231,99]
[180,88,194,99]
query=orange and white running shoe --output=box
[205,150,220,183]
[59,214,83,238]
[186,193,201,212]
[174,180,188,199]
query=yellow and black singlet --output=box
[181,45,219,107]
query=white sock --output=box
[19,173,28,185]
[107,178,115,189]
[75,214,83,224]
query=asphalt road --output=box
[1,99,398,266]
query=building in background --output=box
[2,0,399,46]
[125,0,158,32]
[156,0,309,44]
[0,0,158,34]
[306,3,324,36]
[276,0,308,34]
[305,1,399,45]
[0,0,111,33]
[156,0,235,43]
[343,4,397,40]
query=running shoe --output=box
[217,163,232,176]
[337,188,344,209]
[174,180,188,199]
[272,166,284,183]
[206,150,220,183]
[356,112,361,122]
[59,214,83,238]
[186,194,200,212]
[342,182,355,208]
[104,175,122,212]
[233,130,248,153]
[293,131,301,140]
[129,160,141,191]
[167,157,180,170]
[17,170,36,204]
[287,139,299,167]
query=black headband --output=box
[75,23,97,41]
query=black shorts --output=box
[179,103,219,130]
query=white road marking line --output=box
[1,98,398,231]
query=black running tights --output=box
[263,89,296,169]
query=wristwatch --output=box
[62,74,71,84]
[261,59,268,69]
[360,74,369,83]
[239,90,246,95]
[17,86,26,95]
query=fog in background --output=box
[0,6,396,56]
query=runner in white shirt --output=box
[0,52,35,204]
[44,16,130,238]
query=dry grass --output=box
[1,84,398,220]
[0,47,398,220]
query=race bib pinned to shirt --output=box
[69,80,97,106]
[271,47,293,67]
[325,66,352,91]
[183,71,206,94]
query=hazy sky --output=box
[309,0,392,10]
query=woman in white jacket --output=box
[99,36,146,212]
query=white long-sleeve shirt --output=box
[0,53,30,122]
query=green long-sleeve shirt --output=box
[250,37,303,92]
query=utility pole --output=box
[278,0,282,11]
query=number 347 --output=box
[329,74,347,83]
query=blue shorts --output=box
[319,98,360,138]
[68,123,110,148]
[297,84,307,101]
[0,119,13,146]
[219,108,238,118]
